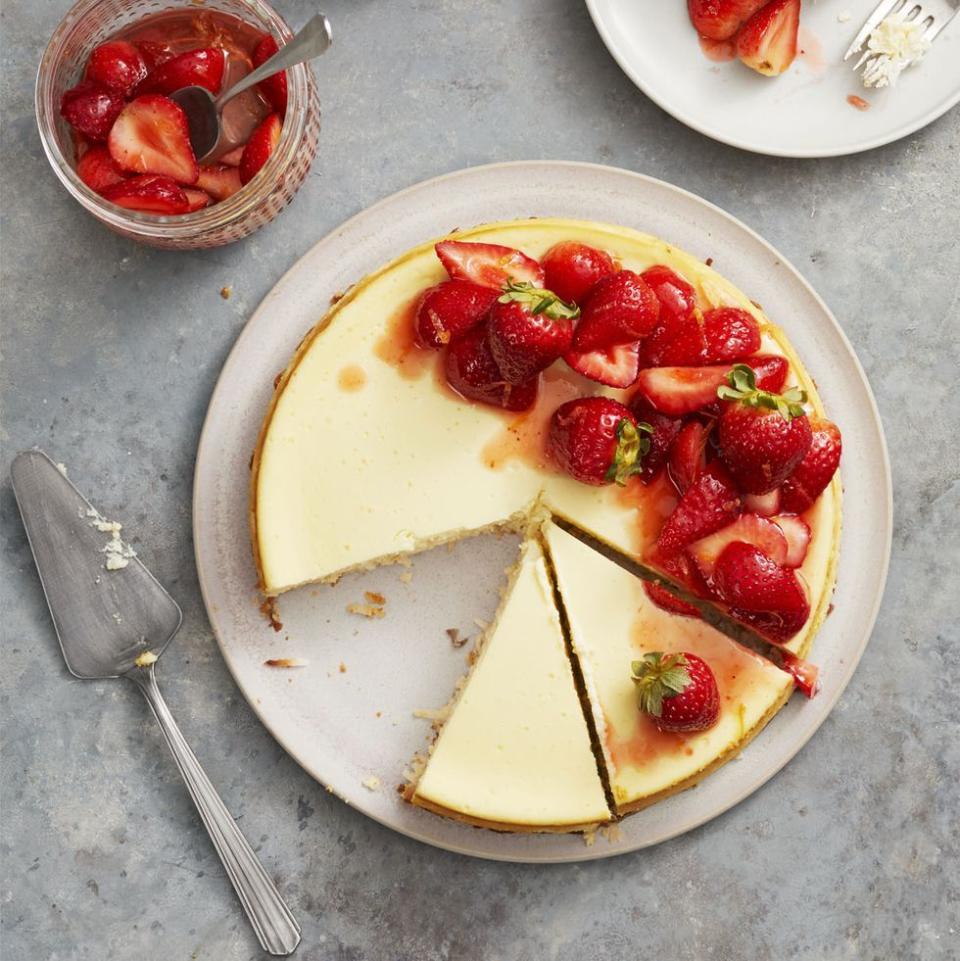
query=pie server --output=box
[10,449,300,956]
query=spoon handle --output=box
[129,664,301,957]
[216,13,332,107]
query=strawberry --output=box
[772,648,820,698]
[771,514,811,568]
[413,280,498,349]
[134,40,174,72]
[657,462,742,555]
[730,605,809,644]
[183,188,211,212]
[712,540,809,625]
[668,419,711,494]
[100,174,189,214]
[631,652,719,733]
[239,112,282,185]
[743,488,782,516]
[76,145,126,193]
[687,0,769,40]
[717,364,812,495]
[195,163,242,201]
[219,145,244,166]
[639,265,700,366]
[643,581,702,620]
[749,354,790,394]
[136,47,225,96]
[60,82,125,141]
[736,0,801,76]
[702,307,761,362]
[252,35,287,116]
[628,397,683,481]
[635,364,734,416]
[647,544,713,598]
[686,513,788,580]
[86,41,148,96]
[542,241,616,304]
[108,95,198,184]
[549,397,651,486]
[780,419,842,513]
[564,340,641,388]
[652,313,710,366]
[444,326,537,411]
[435,241,545,290]
[487,282,578,383]
[572,270,660,352]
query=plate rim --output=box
[192,160,893,862]
[584,0,960,158]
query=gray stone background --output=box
[2,1,958,959]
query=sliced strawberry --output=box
[737,0,801,76]
[780,419,842,513]
[435,241,545,290]
[635,365,732,416]
[629,397,683,482]
[688,0,769,40]
[136,47,225,96]
[729,605,810,644]
[657,462,742,555]
[643,581,701,620]
[60,82,125,141]
[183,188,211,212]
[773,649,821,698]
[444,325,538,411]
[108,95,198,184]
[668,420,711,494]
[134,40,174,72]
[253,35,288,116]
[639,265,700,367]
[702,307,761,362]
[564,340,641,388]
[86,40,148,96]
[654,313,710,366]
[239,112,282,185]
[196,163,243,201]
[413,280,498,349]
[647,545,713,598]
[771,514,811,568]
[100,174,189,214]
[712,540,809,621]
[572,270,660,352]
[76,145,127,193]
[750,355,790,394]
[743,488,782,516]
[687,513,788,580]
[218,145,244,166]
[542,241,616,304]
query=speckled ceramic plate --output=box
[586,0,960,157]
[193,162,891,863]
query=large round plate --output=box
[586,0,960,157]
[193,161,891,863]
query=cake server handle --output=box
[128,664,301,956]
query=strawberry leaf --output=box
[630,651,692,718]
[717,363,806,420]
[498,281,580,321]
[604,418,653,486]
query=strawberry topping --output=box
[542,241,616,304]
[628,397,683,482]
[657,462,742,555]
[100,174,190,214]
[108,94,198,185]
[253,35,288,116]
[86,41,148,96]
[435,241,545,290]
[563,340,642,389]
[631,651,720,733]
[443,325,538,412]
[702,307,761,362]
[195,163,242,201]
[413,280,499,350]
[572,270,660,352]
[239,112,281,185]
[60,82,125,141]
[780,419,842,513]
[76,145,127,193]
[737,0,801,77]
[643,581,702,620]
[667,419,711,495]
[136,47,225,96]
[687,513,789,580]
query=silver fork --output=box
[844,0,959,75]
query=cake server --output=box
[10,449,300,957]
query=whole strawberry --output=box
[631,652,719,733]
[487,282,579,384]
[780,418,842,513]
[444,325,538,411]
[542,241,616,304]
[628,396,683,481]
[572,270,660,352]
[549,397,652,486]
[413,280,498,349]
[717,364,812,495]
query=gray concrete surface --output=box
[2,1,958,959]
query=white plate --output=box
[586,0,960,157]
[193,161,891,863]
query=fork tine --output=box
[844,0,905,60]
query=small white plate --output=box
[193,162,891,863]
[586,0,960,157]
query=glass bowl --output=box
[35,0,321,249]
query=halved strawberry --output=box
[239,113,281,185]
[643,581,702,620]
[108,95,198,185]
[100,174,189,214]
[653,313,710,366]
[743,488,782,516]
[639,265,700,367]
[542,241,616,304]
[773,649,820,698]
[780,419,842,513]
[657,462,742,555]
[435,241,545,290]
[444,325,538,411]
[572,270,660,352]
[564,340,641,388]
[86,40,148,96]
[702,307,761,362]
[635,365,733,416]
[76,145,126,193]
[136,47,225,96]
[712,541,809,626]
[196,163,242,201]
[687,513,788,580]
[731,606,809,644]
[668,419,711,494]
[60,81,125,141]
[413,280,498,349]
[748,354,790,393]
[183,188,211,212]
[688,0,769,40]
[629,397,683,481]
[253,35,288,116]
[134,40,174,72]
[771,514,811,568]
[218,145,244,166]
[737,0,801,76]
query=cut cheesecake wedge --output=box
[409,538,611,832]
[543,521,794,816]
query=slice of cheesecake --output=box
[409,538,611,832]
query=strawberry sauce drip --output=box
[698,36,737,62]
[796,26,825,74]
[373,299,436,380]
[847,94,871,112]
[337,364,367,392]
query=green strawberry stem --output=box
[605,418,653,486]
[717,363,807,420]
[498,281,580,320]
[630,652,691,718]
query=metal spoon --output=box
[172,12,332,161]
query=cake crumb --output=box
[446,628,469,649]
[582,829,597,847]
[413,706,450,723]
[364,590,386,605]
[473,618,489,631]
[134,650,158,668]
[339,662,347,673]
[264,658,308,668]
[347,602,386,619]
[220,285,232,300]
[259,598,283,632]
[600,823,622,843]
[55,462,68,476]
[704,257,714,267]
[361,775,381,792]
